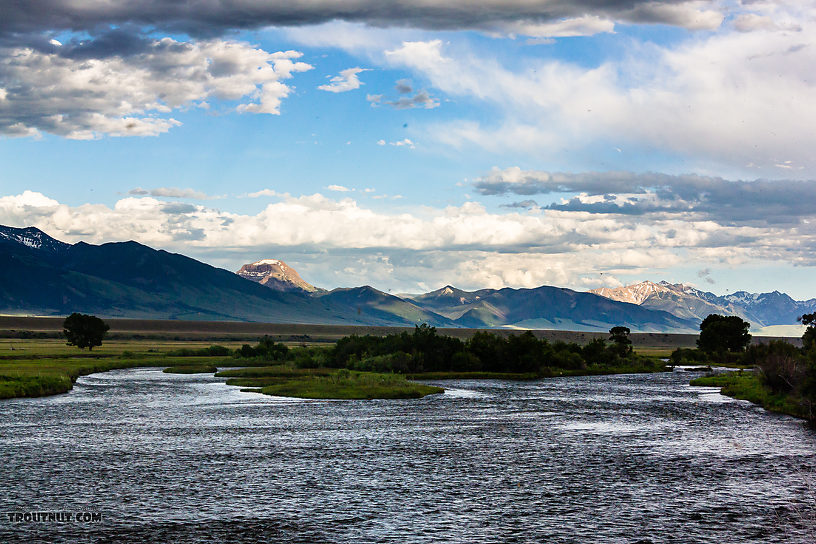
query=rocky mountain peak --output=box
[236,259,322,293]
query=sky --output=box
[1,0,816,299]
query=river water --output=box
[0,369,814,543]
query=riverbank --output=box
[0,336,674,400]
[690,371,813,422]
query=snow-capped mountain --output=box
[590,281,816,328]
[236,259,323,293]
[0,225,69,254]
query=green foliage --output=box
[322,325,658,377]
[166,345,230,357]
[163,363,218,374]
[220,366,443,399]
[690,371,809,420]
[608,326,633,356]
[799,312,816,351]
[670,347,711,365]
[235,336,289,361]
[745,340,804,394]
[690,337,816,423]
[697,314,751,355]
[63,313,110,351]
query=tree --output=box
[799,312,816,352]
[63,313,109,351]
[697,314,751,354]
[609,326,633,356]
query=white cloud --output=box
[318,67,369,93]
[327,184,352,192]
[0,39,312,138]
[2,187,814,292]
[391,138,415,149]
[244,189,279,198]
[383,14,816,176]
[378,138,415,149]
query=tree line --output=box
[235,323,658,375]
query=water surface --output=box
[0,369,814,543]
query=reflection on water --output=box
[0,369,814,543]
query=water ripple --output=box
[0,369,814,543]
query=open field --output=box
[0,315,757,350]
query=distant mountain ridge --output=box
[0,226,69,254]
[590,281,816,328]
[0,225,450,326]
[407,284,696,332]
[5,224,805,333]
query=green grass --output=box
[163,363,219,374]
[0,345,232,398]
[690,372,809,420]
[219,366,444,399]
[406,371,540,380]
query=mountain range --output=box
[1,224,811,333]
[590,281,815,330]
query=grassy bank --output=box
[0,354,230,399]
[406,360,669,381]
[0,334,669,401]
[217,366,443,399]
[163,363,219,374]
[690,372,811,420]
[216,365,442,399]
[406,371,539,380]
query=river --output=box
[0,368,814,543]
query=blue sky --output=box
[1,1,816,299]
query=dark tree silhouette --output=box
[609,326,633,356]
[799,312,816,351]
[63,313,110,351]
[697,314,751,354]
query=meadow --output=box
[0,338,444,400]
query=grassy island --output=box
[217,366,443,399]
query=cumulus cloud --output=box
[0,37,312,138]
[327,184,352,192]
[474,167,816,226]
[318,67,368,93]
[2,186,815,291]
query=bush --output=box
[752,340,806,394]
